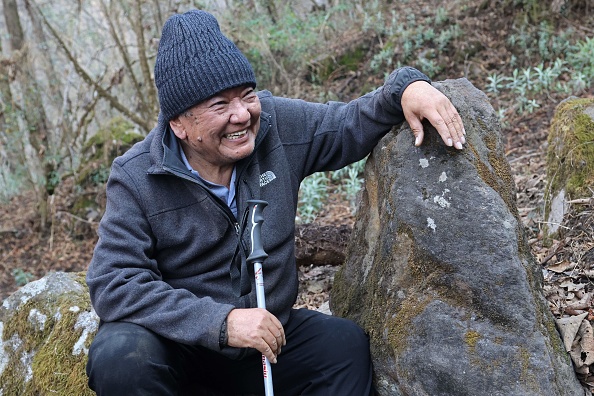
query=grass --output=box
[297,159,366,224]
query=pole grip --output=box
[245,200,274,396]
[246,200,269,265]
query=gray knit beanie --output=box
[154,10,257,121]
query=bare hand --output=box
[401,81,466,150]
[226,308,286,364]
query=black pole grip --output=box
[246,200,269,265]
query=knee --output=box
[319,316,370,360]
[87,322,167,391]
[311,316,372,393]
[88,321,163,368]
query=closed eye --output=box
[209,100,227,109]
[242,87,256,98]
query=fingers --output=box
[261,326,284,363]
[226,308,286,364]
[408,118,425,147]
[260,316,285,363]
[428,105,465,150]
[401,80,466,150]
[443,106,465,148]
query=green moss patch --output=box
[0,272,97,395]
[546,99,594,206]
[77,116,144,188]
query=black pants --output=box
[86,308,373,395]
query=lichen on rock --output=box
[0,271,98,396]
[331,78,584,395]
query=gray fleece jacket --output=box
[86,66,430,359]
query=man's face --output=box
[170,85,261,172]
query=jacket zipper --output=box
[162,165,239,229]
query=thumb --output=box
[408,117,425,147]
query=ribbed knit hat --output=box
[154,10,257,121]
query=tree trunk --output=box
[0,34,14,135]
[294,223,352,267]
[3,0,52,232]
[2,0,24,50]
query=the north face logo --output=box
[259,171,277,187]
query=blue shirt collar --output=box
[178,144,237,217]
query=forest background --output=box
[0,0,593,315]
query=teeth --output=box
[225,130,247,140]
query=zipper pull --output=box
[234,222,240,235]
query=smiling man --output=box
[169,85,261,187]
[85,9,465,396]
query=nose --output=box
[228,98,251,124]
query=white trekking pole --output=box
[246,199,274,396]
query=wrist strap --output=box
[219,317,228,348]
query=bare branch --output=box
[132,0,158,112]
[32,3,152,132]
[99,0,147,114]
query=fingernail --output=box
[455,141,463,150]
[447,138,453,147]
[461,135,466,144]
[272,357,277,364]
[463,127,466,135]
[415,136,421,146]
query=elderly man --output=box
[86,9,465,396]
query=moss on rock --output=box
[77,116,144,188]
[544,98,594,238]
[0,271,98,395]
[331,79,583,395]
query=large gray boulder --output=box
[0,271,98,396]
[331,78,585,395]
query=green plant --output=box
[567,37,594,79]
[485,33,593,116]
[486,73,507,94]
[332,159,366,212]
[434,7,448,25]
[90,165,111,186]
[225,2,358,93]
[361,3,460,79]
[297,172,329,223]
[518,97,540,114]
[436,25,461,52]
[12,268,35,286]
[371,46,394,73]
[296,159,367,223]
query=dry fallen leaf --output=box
[547,260,577,273]
[569,319,594,370]
[579,320,594,366]
[560,279,587,292]
[557,312,588,352]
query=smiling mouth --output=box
[224,130,247,140]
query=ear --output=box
[169,117,186,140]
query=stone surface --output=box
[0,271,98,396]
[331,78,585,396]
